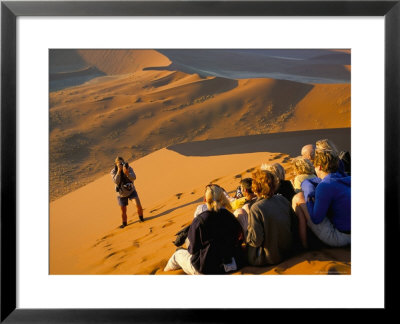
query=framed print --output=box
[1,0,399,322]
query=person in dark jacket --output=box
[261,162,296,203]
[164,184,244,274]
[292,148,351,248]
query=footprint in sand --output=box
[150,260,168,275]
[113,262,125,270]
[133,241,140,248]
[105,252,117,259]
[282,157,291,163]
[246,167,255,173]
[234,174,242,179]
[270,153,284,161]
[162,220,175,228]
[150,205,165,213]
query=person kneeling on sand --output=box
[111,156,144,228]
[292,149,351,249]
[233,178,257,237]
[164,184,244,274]
[246,170,299,266]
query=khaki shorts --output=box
[307,217,351,247]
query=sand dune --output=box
[50,129,350,275]
[77,49,171,75]
[49,65,350,201]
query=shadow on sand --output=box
[167,128,351,158]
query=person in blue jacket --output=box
[292,148,351,248]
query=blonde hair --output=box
[205,184,232,212]
[260,162,285,181]
[292,156,315,175]
[316,139,339,156]
[251,170,279,199]
[314,149,339,173]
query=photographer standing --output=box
[111,156,144,228]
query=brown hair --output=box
[314,149,339,173]
[292,156,315,175]
[251,170,279,199]
[240,178,253,194]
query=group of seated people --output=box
[164,138,351,275]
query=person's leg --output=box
[307,218,351,247]
[120,206,128,228]
[292,192,308,248]
[234,208,248,238]
[133,195,144,222]
[117,196,128,228]
[164,249,200,275]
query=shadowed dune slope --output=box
[167,128,350,157]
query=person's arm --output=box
[306,182,332,224]
[124,166,136,181]
[301,178,320,201]
[246,205,264,248]
[187,217,202,255]
[111,167,122,184]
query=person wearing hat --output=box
[111,156,144,228]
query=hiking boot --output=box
[120,222,127,229]
[139,216,144,223]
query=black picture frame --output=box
[1,0,399,322]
